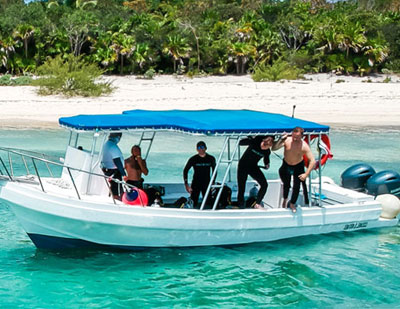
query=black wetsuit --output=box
[237,136,270,208]
[183,154,216,207]
[279,160,309,205]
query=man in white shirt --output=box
[101,132,126,200]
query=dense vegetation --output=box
[1,0,400,78]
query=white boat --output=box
[0,109,398,250]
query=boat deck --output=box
[1,175,375,211]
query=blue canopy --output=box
[59,109,329,135]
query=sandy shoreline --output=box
[1,73,400,130]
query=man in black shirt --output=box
[183,141,216,208]
[237,135,275,209]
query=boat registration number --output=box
[343,222,368,231]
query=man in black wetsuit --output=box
[183,141,216,208]
[237,135,275,209]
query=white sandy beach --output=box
[1,73,399,129]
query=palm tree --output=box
[90,32,118,71]
[227,20,257,74]
[229,41,256,74]
[337,21,367,57]
[13,24,35,58]
[253,28,283,67]
[46,0,59,9]
[364,37,389,66]
[75,0,97,9]
[312,21,340,52]
[111,31,135,74]
[162,35,191,73]
[131,42,153,73]
[0,36,16,72]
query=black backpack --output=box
[208,185,232,209]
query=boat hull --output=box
[1,182,398,250]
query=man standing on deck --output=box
[183,141,216,208]
[101,132,126,200]
[124,145,148,189]
[273,127,315,213]
[237,135,275,209]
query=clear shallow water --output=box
[0,128,399,307]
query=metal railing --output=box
[0,147,60,179]
[0,146,135,205]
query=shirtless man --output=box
[273,127,315,212]
[124,145,148,189]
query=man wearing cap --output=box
[101,132,126,200]
[183,141,216,208]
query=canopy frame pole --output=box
[68,131,73,146]
[228,138,231,182]
[200,136,229,210]
[97,133,107,170]
[200,136,241,211]
[307,134,312,206]
[74,133,79,148]
[138,131,156,160]
[227,136,241,182]
[317,133,322,207]
[211,137,241,211]
[86,132,99,195]
[8,152,14,177]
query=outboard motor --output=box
[341,163,376,191]
[366,170,400,198]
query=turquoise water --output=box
[0,128,400,307]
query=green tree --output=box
[337,21,367,57]
[61,9,97,56]
[111,31,135,74]
[45,28,71,58]
[162,34,191,73]
[89,31,118,71]
[131,42,154,73]
[13,24,35,58]
[229,41,256,74]
[75,0,97,9]
[277,2,312,52]
[357,0,400,11]
[0,36,16,73]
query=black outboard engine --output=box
[366,170,400,198]
[341,163,376,191]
